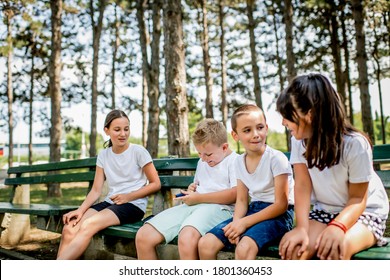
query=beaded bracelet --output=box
[328,219,347,233]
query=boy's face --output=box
[195,142,229,167]
[231,111,268,153]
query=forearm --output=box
[196,187,236,205]
[333,183,368,229]
[127,182,161,202]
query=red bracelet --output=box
[328,219,347,233]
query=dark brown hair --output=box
[103,109,130,148]
[276,73,366,170]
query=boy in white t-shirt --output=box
[136,119,238,260]
[199,104,294,260]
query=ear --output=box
[231,130,239,142]
[222,143,229,151]
[104,127,109,136]
[305,110,312,124]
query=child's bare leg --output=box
[198,233,225,260]
[136,223,164,260]
[56,208,97,258]
[57,209,120,259]
[178,226,201,260]
[297,220,327,260]
[340,222,376,260]
[235,236,258,260]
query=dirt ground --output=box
[0,227,60,260]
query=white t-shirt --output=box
[96,144,153,213]
[194,151,238,209]
[290,134,389,219]
[235,145,294,205]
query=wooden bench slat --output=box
[160,175,194,188]
[0,202,77,216]
[4,171,96,186]
[373,144,390,163]
[153,158,199,171]
[7,157,97,174]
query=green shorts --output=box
[146,203,233,244]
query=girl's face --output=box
[195,142,228,167]
[104,117,130,150]
[282,110,312,140]
[232,111,268,154]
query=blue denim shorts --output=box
[207,201,294,252]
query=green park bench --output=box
[0,144,389,259]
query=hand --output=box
[222,220,247,244]
[174,191,199,206]
[62,208,83,227]
[279,227,309,260]
[315,225,345,260]
[187,182,198,192]
[110,193,130,205]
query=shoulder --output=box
[343,133,371,154]
[266,146,289,162]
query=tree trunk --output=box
[163,0,190,157]
[89,0,107,157]
[198,0,214,118]
[340,0,354,124]
[328,0,346,111]
[6,7,14,168]
[111,4,119,110]
[137,0,162,157]
[372,20,386,144]
[218,0,228,127]
[283,0,296,83]
[351,0,375,143]
[283,0,296,151]
[246,0,262,109]
[29,50,34,165]
[48,0,63,197]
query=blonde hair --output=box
[192,119,227,147]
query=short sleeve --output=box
[289,137,306,165]
[344,135,373,183]
[134,145,153,168]
[271,151,292,177]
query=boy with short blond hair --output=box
[136,118,238,260]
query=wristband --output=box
[328,219,347,233]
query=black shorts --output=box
[90,201,144,225]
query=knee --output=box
[61,223,77,240]
[198,234,220,257]
[178,227,200,250]
[235,238,258,259]
[136,224,162,248]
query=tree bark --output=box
[246,0,262,109]
[283,0,296,151]
[5,7,14,168]
[351,0,375,143]
[283,0,296,83]
[111,3,120,110]
[340,0,354,124]
[89,0,107,157]
[48,0,63,197]
[163,0,190,157]
[328,0,346,111]
[218,0,228,127]
[137,0,162,157]
[197,0,214,118]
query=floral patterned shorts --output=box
[309,209,388,246]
